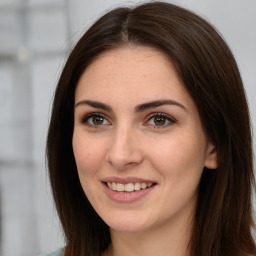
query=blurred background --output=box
[0,0,255,255]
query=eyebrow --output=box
[135,99,187,112]
[75,99,187,112]
[75,100,112,112]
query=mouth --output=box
[102,178,157,202]
[104,181,155,192]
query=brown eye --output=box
[92,116,104,125]
[154,116,166,126]
[145,113,176,129]
[81,113,111,127]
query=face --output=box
[73,47,217,234]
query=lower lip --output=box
[103,183,155,203]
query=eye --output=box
[81,113,111,127]
[145,113,176,128]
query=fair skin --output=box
[72,46,218,256]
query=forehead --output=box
[75,46,191,107]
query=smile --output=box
[106,182,154,192]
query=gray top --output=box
[41,247,64,256]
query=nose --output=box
[106,125,144,170]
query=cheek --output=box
[146,133,206,218]
[147,132,206,178]
[72,133,106,178]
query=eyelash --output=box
[80,112,110,128]
[145,112,176,129]
[80,112,176,129]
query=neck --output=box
[104,212,193,256]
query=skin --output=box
[72,46,218,256]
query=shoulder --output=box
[40,247,64,256]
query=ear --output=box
[204,142,218,169]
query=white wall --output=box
[0,1,255,255]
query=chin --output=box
[103,212,154,233]
[109,223,149,233]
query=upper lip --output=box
[101,177,157,184]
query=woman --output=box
[46,1,256,256]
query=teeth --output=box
[112,182,117,191]
[116,183,124,192]
[106,182,154,192]
[147,183,153,188]
[124,183,134,192]
[134,182,141,191]
[141,183,147,189]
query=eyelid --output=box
[144,112,176,128]
[80,112,111,127]
[79,111,176,129]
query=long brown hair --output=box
[46,2,256,255]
